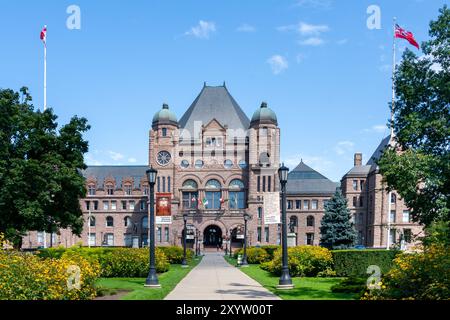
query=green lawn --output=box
[224,256,357,300]
[96,257,202,300]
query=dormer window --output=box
[106,184,114,195]
[124,184,132,195]
[88,185,96,196]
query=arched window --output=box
[142,216,148,229]
[205,179,221,189]
[182,179,198,209]
[89,216,96,227]
[229,179,245,209]
[391,193,396,204]
[205,179,222,209]
[182,179,198,189]
[124,216,131,227]
[106,216,114,227]
[290,216,298,227]
[306,215,315,227]
[289,216,298,233]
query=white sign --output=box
[236,235,245,239]
[156,216,172,225]
[263,192,281,224]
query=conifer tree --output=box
[320,189,357,249]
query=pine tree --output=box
[320,188,357,250]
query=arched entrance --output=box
[203,225,223,247]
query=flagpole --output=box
[43,25,47,111]
[390,17,396,140]
[387,17,397,250]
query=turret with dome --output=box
[250,101,278,128]
[152,103,178,129]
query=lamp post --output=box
[277,164,294,289]
[241,213,250,267]
[182,213,188,267]
[144,166,160,288]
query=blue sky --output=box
[0,0,446,181]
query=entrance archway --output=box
[203,225,223,247]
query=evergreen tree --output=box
[320,189,357,249]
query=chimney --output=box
[354,153,362,166]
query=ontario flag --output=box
[395,24,419,49]
[40,25,47,46]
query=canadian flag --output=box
[40,25,47,45]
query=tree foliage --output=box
[378,6,450,232]
[320,189,357,250]
[0,87,90,246]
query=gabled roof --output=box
[81,165,148,189]
[286,160,338,195]
[367,135,391,166]
[178,84,250,134]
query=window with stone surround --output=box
[103,201,109,210]
[88,185,96,195]
[106,216,114,227]
[111,201,117,210]
[352,180,358,190]
[124,216,131,227]
[265,227,269,242]
[311,200,318,210]
[306,233,314,245]
[306,215,315,227]
[124,184,132,195]
[106,184,114,195]
[303,200,310,210]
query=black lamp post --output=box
[241,213,250,267]
[194,229,198,258]
[277,163,294,289]
[145,166,160,288]
[181,213,188,267]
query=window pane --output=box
[311,200,318,210]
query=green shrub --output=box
[332,249,399,277]
[362,245,450,300]
[260,245,280,260]
[158,246,193,264]
[0,250,100,300]
[99,248,169,277]
[261,246,333,277]
[38,246,170,277]
[233,247,270,264]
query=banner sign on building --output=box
[156,193,172,224]
[263,192,281,225]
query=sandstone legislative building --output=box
[23,84,422,250]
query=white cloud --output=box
[128,157,137,163]
[85,154,102,166]
[267,55,288,74]
[108,151,124,161]
[378,64,391,72]
[336,39,348,45]
[277,22,329,36]
[298,22,329,36]
[334,141,354,155]
[295,0,332,9]
[363,125,387,133]
[299,37,325,46]
[185,20,216,39]
[236,24,256,33]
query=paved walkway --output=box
[164,253,280,300]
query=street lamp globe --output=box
[278,163,289,184]
[146,166,157,184]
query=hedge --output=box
[38,246,170,277]
[261,246,333,277]
[158,246,194,264]
[332,249,400,277]
[233,247,270,264]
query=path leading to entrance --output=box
[164,253,280,300]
